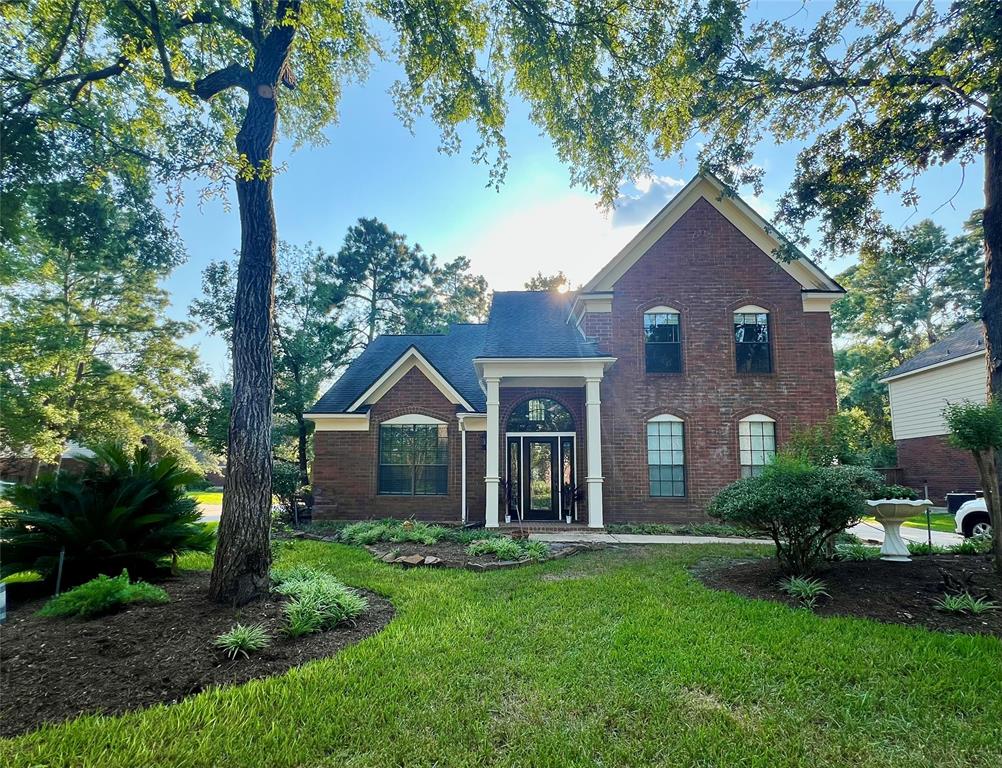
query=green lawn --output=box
[864,513,957,534]
[3,542,1000,767]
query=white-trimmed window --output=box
[647,414,685,497]
[644,306,682,373]
[734,305,772,374]
[739,415,776,478]
[378,416,448,495]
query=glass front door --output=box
[526,439,556,516]
[507,434,575,522]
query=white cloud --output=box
[456,194,643,291]
[612,174,686,227]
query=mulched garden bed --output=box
[695,553,1002,638]
[0,571,393,738]
[365,540,597,570]
[287,529,599,570]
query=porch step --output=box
[498,523,604,534]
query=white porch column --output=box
[485,377,501,528]
[585,377,604,528]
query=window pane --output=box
[379,423,448,495]
[378,464,412,495]
[508,398,574,432]
[414,464,448,495]
[738,420,775,478]
[734,313,772,373]
[647,420,685,497]
[644,312,682,373]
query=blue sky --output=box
[164,1,985,379]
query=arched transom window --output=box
[507,398,574,432]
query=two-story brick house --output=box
[308,172,845,527]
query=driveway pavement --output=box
[532,522,964,548]
[848,520,962,547]
[530,532,771,545]
[199,503,222,522]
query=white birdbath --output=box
[865,498,933,562]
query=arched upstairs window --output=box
[739,414,776,478]
[647,414,685,497]
[644,306,682,373]
[734,305,772,374]
[507,398,574,432]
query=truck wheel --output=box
[962,513,992,539]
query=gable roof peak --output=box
[581,171,843,295]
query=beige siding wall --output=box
[887,355,987,440]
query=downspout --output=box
[460,415,467,524]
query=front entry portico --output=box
[475,356,615,529]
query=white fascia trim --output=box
[307,413,371,431]
[348,346,475,413]
[802,291,845,313]
[457,412,488,432]
[878,350,986,384]
[569,292,614,326]
[474,357,616,383]
[582,173,843,294]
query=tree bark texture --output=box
[209,9,299,604]
[984,103,1002,402]
[971,449,1002,573]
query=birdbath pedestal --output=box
[865,499,932,562]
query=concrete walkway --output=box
[532,523,963,548]
[530,532,771,545]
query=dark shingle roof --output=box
[884,321,986,379]
[310,291,607,415]
[479,291,604,358]
[310,324,487,413]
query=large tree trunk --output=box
[984,103,1002,400]
[208,5,300,605]
[208,86,279,604]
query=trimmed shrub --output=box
[1,445,214,586]
[215,624,271,659]
[708,456,883,575]
[38,570,169,618]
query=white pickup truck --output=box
[955,498,993,538]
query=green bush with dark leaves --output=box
[38,570,169,618]
[0,445,215,586]
[708,456,883,575]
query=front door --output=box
[523,437,559,520]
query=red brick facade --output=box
[313,367,484,522]
[895,434,980,505]
[311,196,839,525]
[582,198,837,523]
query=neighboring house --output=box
[881,321,988,504]
[308,172,845,527]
